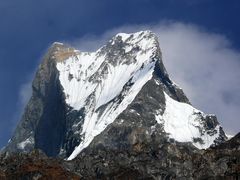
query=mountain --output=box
[1,30,237,179]
[3,31,227,160]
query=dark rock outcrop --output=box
[0,150,80,180]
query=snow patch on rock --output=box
[17,137,34,150]
[155,92,220,149]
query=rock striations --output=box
[1,31,238,179]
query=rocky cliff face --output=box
[4,43,68,157]
[3,31,227,161]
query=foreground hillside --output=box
[0,133,239,179]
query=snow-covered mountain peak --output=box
[56,31,161,111]
[114,30,156,44]
[4,30,227,161]
[51,31,226,160]
[95,30,160,66]
[54,31,162,159]
[113,30,158,51]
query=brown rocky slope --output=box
[0,133,239,180]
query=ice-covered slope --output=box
[56,31,159,159]
[155,92,220,149]
[3,30,227,160]
[56,31,157,110]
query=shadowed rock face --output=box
[3,44,69,157]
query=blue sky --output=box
[0,0,240,148]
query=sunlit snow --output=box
[56,30,220,160]
[56,31,158,160]
[156,92,220,149]
[17,137,33,150]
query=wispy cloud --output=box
[153,22,240,135]
[19,80,32,109]
[65,21,240,135]
[10,73,34,134]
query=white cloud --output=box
[19,80,32,108]
[13,75,33,129]
[153,22,240,136]
[65,21,240,135]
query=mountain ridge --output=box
[3,30,227,161]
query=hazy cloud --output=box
[65,22,240,135]
[19,80,32,110]
[153,22,240,135]
[10,76,33,133]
